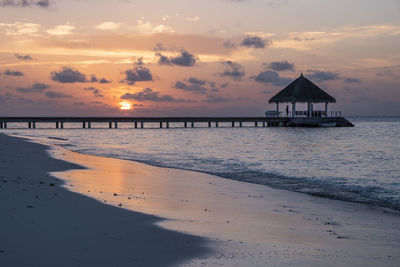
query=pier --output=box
[0,74,355,129]
[0,116,353,129]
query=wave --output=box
[47,136,69,141]
[74,148,400,212]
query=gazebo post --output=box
[325,102,328,117]
[311,103,314,117]
[292,102,296,117]
[276,103,279,116]
[307,102,312,117]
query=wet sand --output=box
[1,133,400,266]
[0,133,209,267]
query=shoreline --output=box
[6,128,399,213]
[0,133,210,267]
[1,133,400,266]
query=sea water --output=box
[5,117,400,211]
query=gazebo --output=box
[268,73,336,118]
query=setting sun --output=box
[119,102,132,110]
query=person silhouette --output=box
[286,105,289,117]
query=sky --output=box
[0,0,399,116]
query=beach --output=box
[0,134,209,267]
[1,132,400,266]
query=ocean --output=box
[4,116,400,211]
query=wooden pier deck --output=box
[0,116,353,129]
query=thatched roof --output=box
[269,74,336,103]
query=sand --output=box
[1,133,400,266]
[0,134,209,267]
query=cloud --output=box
[272,25,400,51]
[137,19,174,34]
[14,53,34,61]
[94,91,104,97]
[187,77,206,86]
[220,83,229,88]
[307,70,340,82]
[153,43,166,52]
[219,61,245,80]
[0,0,50,8]
[17,82,50,93]
[185,16,200,22]
[50,67,87,83]
[0,22,41,35]
[47,24,75,36]
[122,62,153,84]
[45,91,72,98]
[95,21,123,31]
[241,36,269,49]
[268,0,289,8]
[222,40,236,49]
[344,77,362,83]
[99,78,110,83]
[3,69,24,76]
[268,61,295,71]
[204,94,228,103]
[344,87,368,94]
[156,50,197,66]
[84,86,104,97]
[173,77,209,94]
[36,0,48,7]
[49,67,111,84]
[252,70,291,86]
[121,88,190,102]
[376,69,393,77]
[90,75,111,84]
